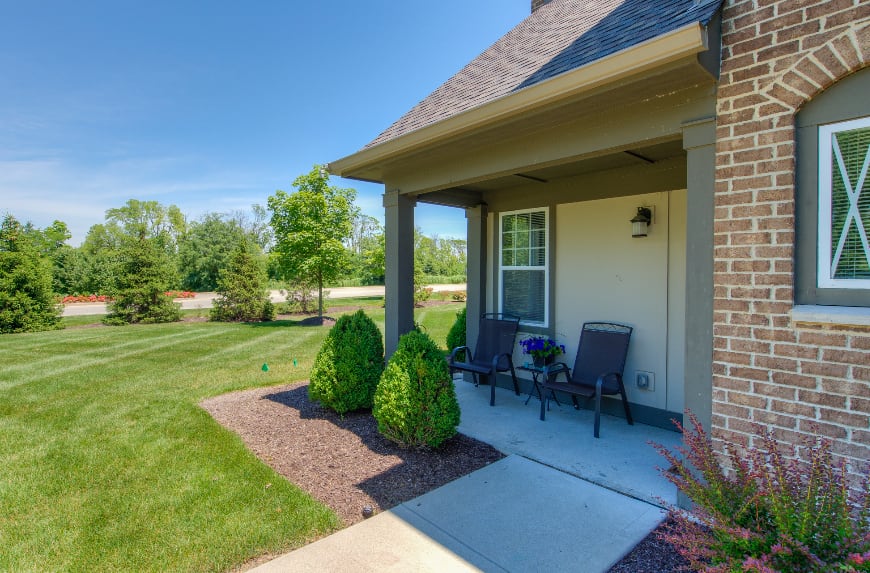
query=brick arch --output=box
[764,24,869,113]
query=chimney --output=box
[532,0,551,12]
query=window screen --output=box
[500,210,547,324]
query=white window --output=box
[818,116,870,289]
[499,209,548,326]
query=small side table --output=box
[518,363,563,406]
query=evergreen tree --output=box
[209,239,274,322]
[0,215,62,334]
[104,235,180,325]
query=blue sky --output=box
[1,1,530,245]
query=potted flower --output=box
[519,336,566,367]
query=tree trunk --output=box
[317,271,323,322]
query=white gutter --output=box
[329,22,709,179]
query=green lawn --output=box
[0,302,464,572]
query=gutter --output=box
[328,22,710,180]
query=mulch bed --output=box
[202,381,687,571]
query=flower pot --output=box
[532,355,554,368]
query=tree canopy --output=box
[268,166,356,321]
[0,215,62,333]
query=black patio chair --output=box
[539,322,633,438]
[449,313,521,406]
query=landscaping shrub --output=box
[104,236,180,325]
[446,307,467,361]
[210,241,274,322]
[308,310,384,414]
[654,412,870,572]
[373,330,460,449]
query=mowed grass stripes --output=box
[0,303,462,572]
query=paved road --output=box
[61,284,467,317]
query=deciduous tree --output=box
[268,166,355,322]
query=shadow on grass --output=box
[263,385,504,512]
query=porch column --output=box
[465,205,488,352]
[383,188,416,358]
[682,118,715,430]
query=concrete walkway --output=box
[250,381,676,572]
[251,455,664,573]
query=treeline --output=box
[1,167,466,332]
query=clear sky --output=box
[1,1,530,246]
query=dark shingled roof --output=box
[366,0,722,149]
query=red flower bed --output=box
[60,292,196,304]
[61,294,113,304]
[165,291,196,299]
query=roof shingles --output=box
[365,0,721,149]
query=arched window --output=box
[795,68,870,307]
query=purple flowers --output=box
[519,336,565,359]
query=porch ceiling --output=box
[428,138,686,198]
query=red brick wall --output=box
[714,0,870,480]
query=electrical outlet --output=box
[635,371,655,391]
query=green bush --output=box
[210,241,274,322]
[654,412,870,572]
[373,330,460,449]
[446,307,467,361]
[308,310,384,414]
[104,236,180,325]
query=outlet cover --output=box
[635,370,655,391]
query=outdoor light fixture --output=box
[630,207,652,238]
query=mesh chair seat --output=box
[539,321,633,438]
[449,313,521,406]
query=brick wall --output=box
[714,0,870,481]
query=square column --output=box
[682,117,715,432]
[383,189,416,357]
[465,205,488,351]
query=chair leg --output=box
[593,393,602,438]
[618,382,634,425]
[508,363,520,396]
[540,394,547,421]
[490,375,496,407]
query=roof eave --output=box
[328,22,709,182]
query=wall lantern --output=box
[630,207,652,238]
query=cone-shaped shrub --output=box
[445,307,467,361]
[373,330,460,449]
[308,310,384,414]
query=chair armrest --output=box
[449,346,472,364]
[543,362,570,382]
[596,371,624,392]
[491,352,513,373]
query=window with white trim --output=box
[795,68,870,308]
[818,116,870,289]
[499,209,548,326]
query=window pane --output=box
[515,249,529,266]
[830,125,870,280]
[516,230,529,250]
[502,269,545,323]
[531,229,546,248]
[503,215,515,232]
[502,232,514,249]
[515,213,530,232]
[502,249,514,266]
[531,247,546,266]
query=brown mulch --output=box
[202,380,687,571]
[200,381,504,526]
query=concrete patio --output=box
[454,377,682,506]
